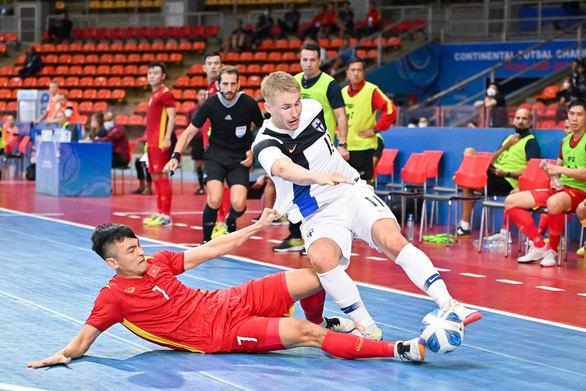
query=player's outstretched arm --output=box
[183,208,280,271]
[27,324,102,369]
[271,158,354,186]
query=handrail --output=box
[410,19,586,110]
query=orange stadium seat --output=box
[289,63,302,73]
[79,77,94,88]
[169,53,182,64]
[0,88,10,99]
[69,89,83,100]
[0,78,7,87]
[93,101,108,112]
[261,64,276,74]
[164,41,178,52]
[69,42,82,52]
[275,63,289,72]
[225,52,239,63]
[174,76,190,88]
[0,66,12,76]
[245,64,260,74]
[6,101,17,112]
[82,89,97,100]
[85,54,99,64]
[7,77,22,88]
[253,52,267,62]
[96,42,110,52]
[37,77,51,88]
[267,52,282,62]
[128,114,145,125]
[101,54,114,64]
[123,42,137,52]
[82,65,97,75]
[240,52,253,62]
[246,75,262,88]
[39,66,54,76]
[96,89,111,100]
[41,43,56,53]
[78,101,93,113]
[288,39,302,50]
[258,40,274,50]
[538,120,557,129]
[23,78,37,88]
[192,42,205,52]
[137,42,151,52]
[113,54,128,64]
[55,43,69,52]
[180,101,195,112]
[64,76,79,88]
[178,41,192,52]
[115,114,128,125]
[96,65,111,75]
[15,55,26,66]
[82,42,96,53]
[535,85,560,100]
[190,76,205,87]
[44,54,58,64]
[110,42,123,52]
[9,89,18,99]
[172,89,182,100]
[71,54,85,65]
[189,64,204,75]
[94,76,108,87]
[120,76,135,88]
[122,64,137,76]
[330,38,343,49]
[282,51,297,62]
[107,76,121,88]
[135,76,148,88]
[111,89,126,103]
[108,64,123,76]
[140,53,154,63]
[0,101,6,111]
[182,89,197,101]
[152,42,164,52]
[51,76,65,86]
[175,115,189,128]
[154,53,168,62]
[241,88,254,97]
[318,38,330,48]
[275,39,288,50]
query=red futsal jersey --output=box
[202,81,219,148]
[146,85,175,150]
[85,251,293,353]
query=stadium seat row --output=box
[68,25,219,41]
[17,52,183,66]
[32,41,205,54]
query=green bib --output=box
[295,72,337,141]
[342,82,378,151]
[560,133,586,191]
[494,134,535,188]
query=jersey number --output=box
[324,137,334,155]
[153,285,170,300]
[365,195,387,208]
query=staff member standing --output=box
[343,58,396,183]
[274,41,348,253]
[165,66,264,244]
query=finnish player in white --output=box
[252,72,482,340]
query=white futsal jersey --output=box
[253,98,361,223]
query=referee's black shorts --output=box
[203,146,250,187]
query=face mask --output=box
[418,122,428,128]
[64,108,73,118]
[563,82,571,89]
[486,87,496,97]
[104,121,114,130]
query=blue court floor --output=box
[0,209,584,391]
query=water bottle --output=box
[544,161,563,191]
[406,214,414,240]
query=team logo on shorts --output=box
[306,228,314,238]
[312,118,326,133]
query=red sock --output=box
[321,330,394,359]
[300,290,326,324]
[547,213,564,251]
[538,214,549,236]
[153,180,162,214]
[158,177,172,216]
[507,207,545,247]
[217,187,231,223]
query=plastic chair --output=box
[2,136,31,178]
[419,154,493,247]
[374,148,399,188]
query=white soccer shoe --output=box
[445,300,482,326]
[517,244,547,263]
[540,250,558,267]
[351,324,383,341]
[396,338,426,363]
[323,316,355,333]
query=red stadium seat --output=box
[96,65,111,75]
[267,52,282,62]
[82,65,97,75]
[6,100,17,112]
[204,25,219,38]
[178,41,192,52]
[82,89,97,100]
[23,78,37,88]
[253,52,267,62]
[191,25,205,38]
[152,42,164,52]
[7,77,22,88]
[169,53,183,64]
[96,89,111,100]
[137,42,151,52]
[258,40,274,50]
[192,41,205,52]
[261,64,276,74]
[122,65,137,76]
[128,114,145,125]
[79,77,94,88]
[113,54,128,64]
[180,101,196,113]
[275,63,289,72]
[71,54,85,65]
[64,76,79,88]
[282,51,297,62]
[288,39,302,50]
[289,63,302,73]
[37,77,51,88]
[112,89,127,102]
[154,53,168,62]
[246,75,262,88]
[190,76,206,87]
[115,114,128,125]
[94,76,108,87]
[245,64,260,74]
[275,39,288,50]
[0,88,10,99]
[123,42,137,52]
[174,76,190,88]
[0,78,7,88]
[85,54,99,64]
[39,66,54,76]
[68,89,83,100]
[93,101,108,112]
[182,89,197,101]
[120,76,135,88]
[172,89,182,100]
[135,76,148,88]
[96,42,110,52]
[107,76,121,88]
[82,42,96,53]
[69,42,82,52]
[78,101,94,113]
[0,66,12,76]
[189,64,204,75]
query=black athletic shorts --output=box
[203,146,250,187]
[487,170,514,196]
[373,136,385,159]
[348,149,375,181]
[190,137,204,160]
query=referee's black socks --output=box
[202,205,219,242]
[226,206,246,233]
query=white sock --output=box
[394,243,452,307]
[318,265,376,331]
[460,221,470,230]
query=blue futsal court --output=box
[1,208,584,390]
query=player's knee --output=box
[207,197,222,209]
[577,203,586,220]
[463,147,477,156]
[296,321,325,345]
[546,197,563,214]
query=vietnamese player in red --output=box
[27,209,425,368]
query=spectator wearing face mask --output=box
[407,118,419,128]
[474,83,508,127]
[46,93,82,125]
[418,116,430,128]
[92,111,130,168]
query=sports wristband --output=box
[171,152,181,161]
[338,143,348,148]
[506,171,511,177]
[373,128,379,134]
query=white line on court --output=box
[536,286,565,292]
[460,273,486,278]
[2,207,586,334]
[496,279,523,285]
[366,256,387,261]
[0,383,48,391]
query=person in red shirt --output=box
[27,208,424,368]
[301,4,326,41]
[356,1,382,38]
[142,62,177,227]
[93,111,130,168]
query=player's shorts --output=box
[190,136,204,160]
[221,272,295,353]
[300,181,398,268]
[348,149,375,181]
[487,170,514,196]
[147,146,171,174]
[529,186,586,213]
[203,146,250,187]
[373,136,385,159]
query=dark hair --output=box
[218,65,239,83]
[569,98,586,111]
[196,87,207,93]
[347,57,365,69]
[91,223,138,260]
[203,50,222,64]
[300,41,321,58]
[148,61,167,76]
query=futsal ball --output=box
[419,309,464,354]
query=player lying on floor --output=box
[28,208,424,368]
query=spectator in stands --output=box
[320,2,339,38]
[17,46,43,79]
[474,83,508,128]
[407,118,418,128]
[277,3,300,38]
[91,111,130,169]
[467,121,478,128]
[556,77,573,122]
[301,4,327,41]
[418,116,430,127]
[571,59,585,99]
[563,118,571,135]
[504,100,586,267]
[53,110,80,141]
[336,1,354,38]
[48,10,73,43]
[251,7,274,49]
[188,87,208,195]
[356,1,382,38]
[342,57,396,183]
[222,19,250,53]
[46,92,82,125]
[35,80,60,125]
[330,37,355,73]
[0,114,18,154]
[456,108,541,238]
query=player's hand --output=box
[254,208,281,230]
[493,167,506,177]
[316,172,354,186]
[252,175,266,189]
[27,352,72,369]
[162,138,171,150]
[504,134,520,149]
[240,150,253,167]
[337,145,350,161]
[164,158,178,173]
[358,128,376,138]
[543,163,562,176]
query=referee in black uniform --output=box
[165,66,265,243]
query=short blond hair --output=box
[261,71,300,102]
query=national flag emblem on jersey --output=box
[312,118,326,133]
[148,264,160,278]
